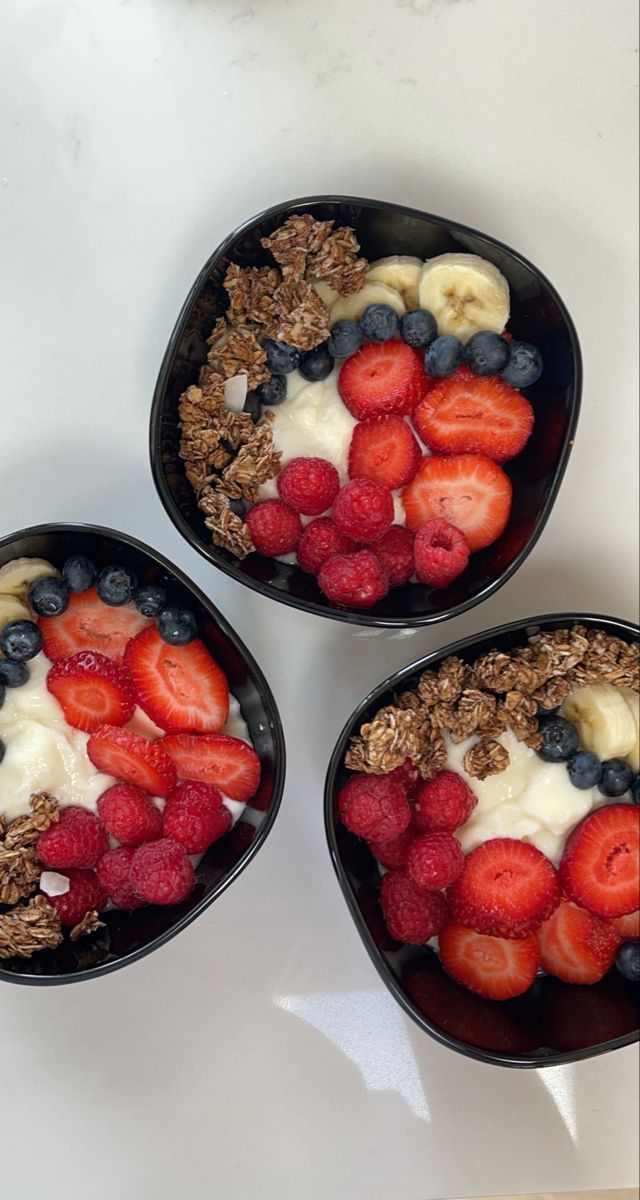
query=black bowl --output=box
[325,613,639,1067]
[0,523,285,985]
[151,195,582,627]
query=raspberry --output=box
[332,479,394,543]
[407,831,465,890]
[129,838,195,905]
[338,773,411,841]
[368,824,415,869]
[318,550,389,609]
[387,758,419,796]
[379,870,449,944]
[245,500,302,556]
[46,868,107,926]
[96,846,143,910]
[413,771,477,832]
[277,457,340,516]
[162,780,232,853]
[373,525,415,587]
[97,783,162,846]
[414,517,470,588]
[296,518,355,575]
[36,806,108,869]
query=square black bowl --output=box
[0,523,285,985]
[150,195,582,628]
[325,613,639,1067]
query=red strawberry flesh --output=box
[124,627,229,734]
[448,837,561,937]
[46,650,135,733]
[560,804,640,918]
[87,725,177,797]
[538,899,621,984]
[159,732,261,802]
[402,453,513,551]
[439,922,541,1001]
[338,341,426,420]
[348,415,422,490]
[413,367,534,463]
[38,587,152,663]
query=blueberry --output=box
[424,335,464,378]
[632,774,640,805]
[328,319,363,359]
[28,575,70,618]
[62,555,97,593]
[598,757,634,798]
[256,374,287,406]
[615,941,640,983]
[400,309,438,349]
[0,659,29,688]
[229,498,247,519]
[463,331,511,376]
[359,304,399,343]
[157,605,198,646]
[298,342,335,382]
[0,682,4,709]
[96,564,137,607]
[537,715,580,762]
[243,392,262,423]
[0,619,43,662]
[0,738,4,765]
[567,750,602,789]
[263,339,301,375]
[134,583,168,617]
[500,341,543,388]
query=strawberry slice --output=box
[538,899,621,984]
[560,804,640,918]
[124,627,229,733]
[46,651,135,733]
[439,922,541,1000]
[39,587,152,664]
[160,732,261,802]
[413,367,534,463]
[87,725,177,797]
[448,837,561,938]
[402,454,512,551]
[348,415,422,489]
[612,909,640,939]
[338,341,426,420]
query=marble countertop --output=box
[1,1,638,1197]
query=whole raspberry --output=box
[379,870,449,944]
[407,831,465,890]
[277,457,340,516]
[36,806,108,869]
[96,846,143,910]
[332,478,394,543]
[318,550,389,609]
[162,781,232,854]
[129,838,195,905]
[368,824,415,870]
[46,868,107,926]
[246,500,302,556]
[373,525,415,587]
[338,773,411,841]
[413,771,477,832]
[414,518,470,588]
[296,518,355,575]
[97,783,162,846]
[387,758,419,797]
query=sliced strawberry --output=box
[87,725,177,797]
[448,837,561,937]
[560,804,640,918]
[338,341,426,420]
[402,454,512,551]
[348,416,422,489]
[413,367,534,463]
[439,922,541,1000]
[46,651,135,733]
[124,627,229,733]
[538,899,621,984]
[160,732,261,802]
[612,909,640,939]
[39,587,152,664]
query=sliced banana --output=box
[619,686,640,772]
[418,252,510,343]
[561,682,637,761]
[366,256,423,309]
[330,280,406,324]
[0,556,59,602]
[0,594,31,628]
[309,277,341,310]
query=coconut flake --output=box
[224,373,248,413]
[40,871,70,897]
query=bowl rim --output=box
[150,193,583,629]
[324,610,640,1067]
[0,521,286,986]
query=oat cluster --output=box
[0,793,60,906]
[0,896,62,960]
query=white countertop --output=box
[1,1,639,1197]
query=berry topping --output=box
[96,564,137,607]
[256,375,287,407]
[338,341,426,420]
[414,517,470,588]
[448,837,561,938]
[159,732,261,802]
[536,715,580,762]
[124,627,229,733]
[347,415,421,490]
[413,770,477,832]
[46,869,107,927]
[134,583,169,617]
[97,783,162,846]
[87,726,177,797]
[62,555,97,593]
[616,941,640,982]
[538,899,621,985]
[439,923,541,1000]
[402,454,513,551]
[277,456,340,515]
[380,870,450,944]
[368,824,415,870]
[500,341,543,388]
[328,319,363,359]
[245,500,302,556]
[28,576,70,618]
[462,330,511,377]
[559,804,640,918]
[0,619,42,662]
[157,605,198,646]
[338,772,411,842]
[423,334,463,378]
[318,550,389,609]
[413,368,534,463]
[37,806,108,870]
[407,830,465,890]
[96,846,142,909]
[359,303,400,343]
[38,587,152,664]
[332,479,394,543]
[162,780,231,854]
[296,518,355,575]
[263,339,301,375]
[46,651,135,733]
[298,341,334,382]
[567,750,602,789]
[598,758,634,798]
[400,309,438,349]
[371,525,415,588]
[129,838,195,906]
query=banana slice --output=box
[366,256,423,309]
[309,277,341,310]
[0,594,31,628]
[330,281,406,324]
[0,556,59,602]
[619,687,640,772]
[418,253,510,343]
[561,682,637,761]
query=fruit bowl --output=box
[0,523,285,986]
[150,195,582,627]
[324,613,639,1066]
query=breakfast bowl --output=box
[324,613,639,1066]
[0,523,285,985]
[150,195,581,627]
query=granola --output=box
[0,896,63,960]
[223,263,280,334]
[198,487,255,559]
[207,326,269,390]
[346,706,423,774]
[310,225,368,295]
[261,213,333,279]
[70,910,105,942]
[464,738,510,780]
[0,844,40,905]
[273,279,331,351]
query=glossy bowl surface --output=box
[325,613,639,1067]
[0,523,285,985]
[150,195,582,627]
